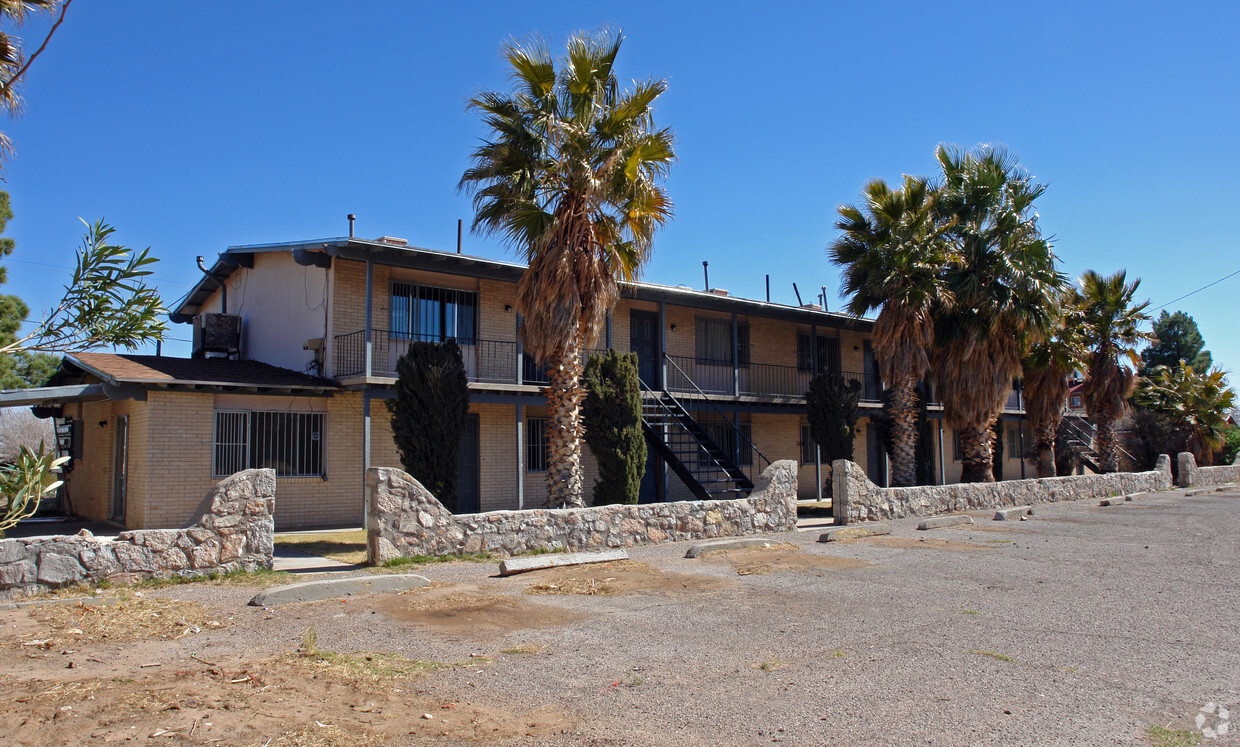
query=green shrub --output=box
[387,340,469,511]
[806,372,862,465]
[582,351,645,505]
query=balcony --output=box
[330,330,1022,410]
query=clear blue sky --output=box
[3,1,1238,376]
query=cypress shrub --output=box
[806,372,863,470]
[387,340,469,511]
[582,351,646,505]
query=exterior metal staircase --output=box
[1060,415,1102,473]
[638,355,769,501]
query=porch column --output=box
[516,403,525,510]
[516,312,524,386]
[363,389,372,526]
[364,259,374,379]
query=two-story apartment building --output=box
[3,235,1032,530]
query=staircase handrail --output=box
[1060,411,1137,465]
[661,354,772,469]
[638,377,732,470]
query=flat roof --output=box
[170,237,872,331]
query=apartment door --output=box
[111,415,128,522]
[630,310,660,388]
[456,414,481,513]
[862,341,882,400]
[865,426,887,487]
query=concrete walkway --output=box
[271,545,360,574]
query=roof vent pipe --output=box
[765,274,770,303]
[792,282,802,306]
[457,219,463,254]
[347,214,356,238]
[821,285,828,312]
[196,255,225,314]
[702,261,709,292]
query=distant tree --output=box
[582,351,645,505]
[1132,361,1235,466]
[388,341,469,511]
[806,373,863,488]
[1140,310,1212,374]
[1221,424,1240,465]
[0,407,52,462]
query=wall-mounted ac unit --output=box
[192,313,242,359]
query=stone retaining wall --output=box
[832,456,1173,524]
[1177,453,1240,489]
[367,460,799,563]
[0,469,275,600]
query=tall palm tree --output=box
[1074,269,1150,472]
[460,30,675,508]
[931,145,1064,482]
[829,175,952,487]
[1021,293,1086,477]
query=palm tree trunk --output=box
[958,424,996,483]
[543,332,587,508]
[1093,415,1118,473]
[889,375,920,487]
[1034,417,1058,478]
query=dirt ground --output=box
[2,487,1238,745]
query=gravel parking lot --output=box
[2,485,1237,745]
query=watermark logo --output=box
[1196,702,1230,739]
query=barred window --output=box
[212,410,325,478]
[1006,423,1031,459]
[527,417,549,472]
[390,281,477,343]
[800,424,817,465]
[796,333,841,374]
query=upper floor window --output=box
[695,318,749,367]
[796,333,842,374]
[1069,395,1082,408]
[390,281,477,343]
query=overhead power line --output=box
[1153,267,1240,312]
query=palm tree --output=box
[459,30,675,508]
[1133,361,1236,465]
[931,145,1064,482]
[1073,269,1150,472]
[828,175,951,487]
[1021,293,1086,477]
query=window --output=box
[952,430,962,462]
[796,333,842,374]
[800,424,817,465]
[701,419,753,467]
[1069,395,1082,409]
[390,281,477,343]
[526,417,549,472]
[213,410,325,478]
[1007,423,1031,459]
[695,318,749,366]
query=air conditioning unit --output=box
[192,313,242,359]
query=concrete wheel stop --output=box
[498,549,628,577]
[916,515,974,530]
[685,537,782,558]
[993,506,1032,521]
[249,574,431,606]
[819,524,891,542]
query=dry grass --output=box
[21,592,224,648]
[243,723,386,747]
[275,530,368,565]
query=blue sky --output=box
[3,1,1238,376]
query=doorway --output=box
[111,415,128,522]
[456,414,481,513]
[630,309,659,388]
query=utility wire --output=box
[1153,267,1240,312]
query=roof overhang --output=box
[0,383,107,408]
